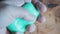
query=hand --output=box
[0,0,47,34]
[0,6,35,34]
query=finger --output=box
[32,0,47,14]
[18,7,36,22]
[38,16,46,23]
[24,13,36,22]
[40,2,47,14]
[27,24,36,32]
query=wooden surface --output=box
[25,6,60,34]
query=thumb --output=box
[19,8,36,22]
[23,12,36,22]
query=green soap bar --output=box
[23,3,40,18]
[8,18,30,32]
[23,2,40,24]
[7,2,40,33]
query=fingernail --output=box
[40,2,47,14]
[40,16,46,23]
[38,16,46,23]
[28,24,36,32]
